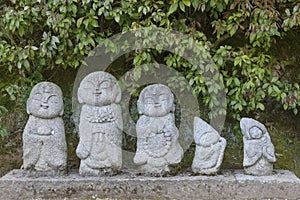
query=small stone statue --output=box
[133,84,183,174]
[76,71,123,176]
[23,82,67,176]
[192,117,226,175]
[240,117,276,176]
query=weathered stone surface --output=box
[134,84,183,174]
[0,169,299,199]
[76,71,123,176]
[192,117,226,175]
[23,82,67,176]
[240,118,276,176]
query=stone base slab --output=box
[0,169,300,199]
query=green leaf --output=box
[257,103,265,111]
[285,8,291,16]
[233,77,240,86]
[23,60,30,71]
[179,1,185,12]
[77,17,84,28]
[229,27,236,36]
[0,106,8,113]
[183,0,191,7]
[168,2,178,15]
[91,19,99,27]
[249,33,255,43]
[133,66,141,81]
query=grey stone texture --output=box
[23,82,67,176]
[0,169,299,199]
[133,84,183,174]
[76,71,123,176]
[240,117,276,176]
[192,117,226,175]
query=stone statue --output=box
[133,84,183,174]
[192,117,226,175]
[76,71,123,176]
[23,82,67,176]
[240,117,276,176]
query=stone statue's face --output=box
[138,84,174,117]
[199,131,220,147]
[27,82,63,118]
[78,72,121,106]
[249,126,263,139]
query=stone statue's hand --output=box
[37,126,53,135]
[76,143,90,159]
[133,153,147,165]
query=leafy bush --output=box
[1,0,299,123]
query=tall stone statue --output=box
[240,117,276,176]
[23,82,67,176]
[133,84,183,174]
[192,117,226,175]
[76,71,123,176]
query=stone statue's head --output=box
[198,131,220,147]
[249,126,264,139]
[27,82,64,118]
[78,71,121,106]
[137,84,175,117]
[240,118,266,140]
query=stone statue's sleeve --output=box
[30,117,67,169]
[76,105,92,159]
[215,137,226,168]
[110,103,123,146]
[164,114,183,164]
[163,114,178,138]
[113,103,123,131]
[243,137,263,167]
[133,116,149,165]
[22,117,42,169]
[263,137,276,162]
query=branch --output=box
[213,33,231,47]
[1,27,17,46]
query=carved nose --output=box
[95,89,102,94]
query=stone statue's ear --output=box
[26,99,31,114]
[114,83,121,103]
[137,99,143,115]
[59,107,64,116]
[77,88,84,104]
[171,103,175,112]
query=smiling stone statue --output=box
[240,117,276,176]
[76,71,123,176]
[134,84,183,174]
[23,82,67,176]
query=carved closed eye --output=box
[33,93,42,101]
[83,82,95,90]
[99,80,110,89]
[145,97,154,104]
[159,94,168,102]
[48,95,59,104]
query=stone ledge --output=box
[0,169,299,199]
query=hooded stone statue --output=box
[240,117,276,176]
[192,117,226,175]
